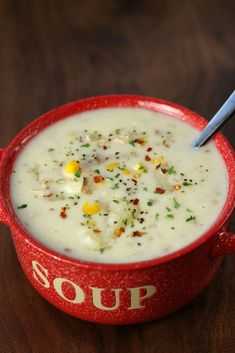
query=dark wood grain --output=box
[0,0,234,352]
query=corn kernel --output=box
[152,156,166,166]
[65,160,80,174]
[174,184,181,190]
[82,201,101,215]
[106,162,119,171]
[122,169,130,175]
[133,162,147,173]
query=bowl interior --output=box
[1,95,235,270]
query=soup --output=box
[10,108,228,263]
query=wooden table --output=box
[0,0,234,352]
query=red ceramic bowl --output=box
[0,95,235,325]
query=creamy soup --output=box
[10,108,228,263]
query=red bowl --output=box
[0,95,234,324]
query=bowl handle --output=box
[0,148,9,225]
[212,231,235,256]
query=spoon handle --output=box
[193,90,235,148]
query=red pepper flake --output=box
[145,155,151,161]
[147,147,152,152]
[132,230,147,237]
[155,187,165,194]
[93,175,104,183]
[135,138,145,145]
[60,207,67,219]
[103,145,108,150]
[161,168,167,174]
[132,198,139,205]
[114,227,125,237]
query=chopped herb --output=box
[147,200,153,206]
[131,221,135,228]
[75,194,80,199]
[95,169,100,174]
[48,148,54,152]
[17,204,27,209]
[166,214,174,219]
[173,198,181,209]
[143,187,148,191]
[111,183,119,189]
[68,196,74,200]
[115,128,121,134]
[186,208,193,212]
[118,165,126,170]
[129,139,136,146]
[106,177,114,181]
[122,218,128,226]
[56,178,64,183]
[131,209,137,218]
[168,166,176,175]
[99,247,106,254]
[166,207,171,212]
[183,182,192,186]
[74,170,81,178]
[171,227,175,230]
[113,200,120,204]
[81,143,90,148]
[186,215,196,222]
[155,213,160,220]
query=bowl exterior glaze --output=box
[13,228,223,324]
[0,95,234,324]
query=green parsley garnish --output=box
[74,170,81,178]
[186,208,193,213]
[122,218,128,226]
[166,214,174,219]
[113,200,120,204]
[48,148,54,152]
[81,143,90,148]
[131,209,137,218]
[166,207,171,212]
[147,200,153,206]
[115,128,121,134]
[143,187,148,191]
[129,139,136,146]
[186,215,196,222]
[155,213,160,220]
[95,169,100,174]
[99,247,106,254]
[56,178,64,183]
[75,194,80,199]
[173,198,181,209]
[17,204,27,209]
[118,165,126,170]
[167,166,176,175]
[182,182,192,186]
[111,183,119,189]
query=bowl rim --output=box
[1,94,235,271]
